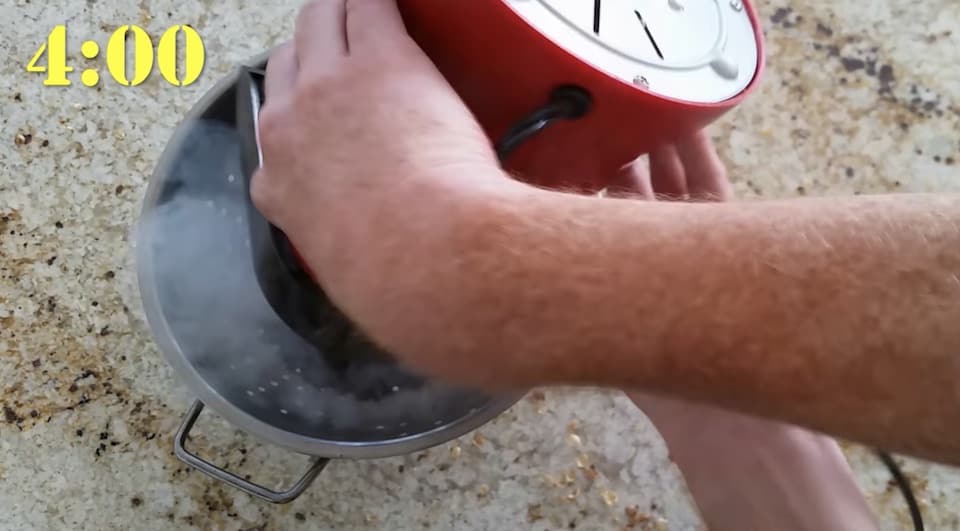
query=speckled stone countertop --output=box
[2,0,959,530]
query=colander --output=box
[135,52,535,503]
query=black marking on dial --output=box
[634,10,664,60]
[593,0,602,34]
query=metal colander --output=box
[135,52,522,503]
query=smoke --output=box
[137,115,494,448]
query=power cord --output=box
[494,85,592,162]
[876,450,924,530]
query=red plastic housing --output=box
[397,0,765,192]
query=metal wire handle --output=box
[174,400,329,504]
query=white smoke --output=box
[135,117,495,449]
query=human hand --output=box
[251,0,512,307]
[618,132,878,530]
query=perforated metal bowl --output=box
[135,53,522,503]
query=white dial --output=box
[506,0,760,103]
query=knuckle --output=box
[295,73,324,98]
[296,69,339,99]
[250,170,279,217]
[256,105,288,146]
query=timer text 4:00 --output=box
[26,24,205,87]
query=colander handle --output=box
[173,400,329,504]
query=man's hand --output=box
[252,0,512,312]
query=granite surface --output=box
[2,0,960,529]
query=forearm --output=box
[631,192,960,463]
[345,179,960,463]
[537,190,960,462]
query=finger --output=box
[675,130,732,202]
[605,158,655,199]
[250,168,277,222]
[345,0,409,53]
[264,41,298,103]
[649,143,688,200]
[295,0,347,69]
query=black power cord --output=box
[876,450,924,530]
[495,85,593,162]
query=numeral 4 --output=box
[26,43,47,72]
[26,25,73,86]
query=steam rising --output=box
[138,116,492,445]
